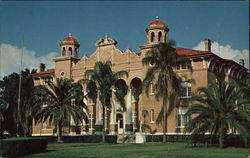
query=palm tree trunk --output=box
[219,120,225,148]
[24,128,27,137]
[163,94,167,143]
[102,104,105,143]
[57,120,63,143]
[0,123,3,138]
[24,118,28,137]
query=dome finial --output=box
[156,16,159,20]
[69,33,72,37]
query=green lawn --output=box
[24,143,249,158]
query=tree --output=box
[185,81,249,148]
[18,69,36,136]
[0,99,7,137]
[81,61,128,143]
[33,78,88,142]
[131,83,142,131]
[0,69,36,136]
[142,42,184,142]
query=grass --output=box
[23,142,249,158]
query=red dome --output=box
[62,33,79,43]
[148,20,166,26]
[148,16,167,27]
[62,37,78,43]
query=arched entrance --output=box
[116,114,123,134]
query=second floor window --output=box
[176,61,192,70]
[150,109,155,123]
[181,82,192,98]
[150,83,154,95]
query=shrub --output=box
[146,135,189,142]
[62,135,117,143]
[33,135,117,143]
[0,137,48,157]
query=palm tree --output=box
[18,69,36,136]
[81,61,128,143]
[142,42,184,142]
[185,81,249,148]
[131,84,142,131]
[33,78,88,142]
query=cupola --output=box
[145,16,169,45]
[60,33,80,58]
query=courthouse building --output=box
[31,17,248,136]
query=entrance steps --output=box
[117,134,135,144]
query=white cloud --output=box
[193,41,249,69]
[0,43,58,78]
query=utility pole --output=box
[17,36,23,137]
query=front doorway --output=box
[117,114,123,134]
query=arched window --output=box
[158,32,162,42]
[62,47,66,56]
[68,47,73,56]
[150,32,155,43]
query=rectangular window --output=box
[71,98,76,106]
[187,61,192,69]
[176,108,189,128]
[150,83,154,95]
[179,62,192,70]
[89,113,94,130]
[132,112,136,123]
[181,87,187,96]
[181,82,192,98]
[181,63,187,69]
[150,109,155,123]
[176,64,180,70]
[188,87,192,96]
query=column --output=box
[94,92,103,134]
[109,91,117,135]
[69,115,76,135]
[125,88,133,133]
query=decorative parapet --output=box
[95,34,117,47]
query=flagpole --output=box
[17,36,23,137]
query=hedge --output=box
[34,135,117,143]
[0,137,48,157]
[146,134,189,142]
[146,134,249,147]
[62,135,117,143]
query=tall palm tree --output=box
[131,85,142,131]
[185,81,249,148]
[81,61,128,143]
[18,69,36,136]
[142,42,185,142]
[33,78,88,142]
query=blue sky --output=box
[0,1,249,76]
